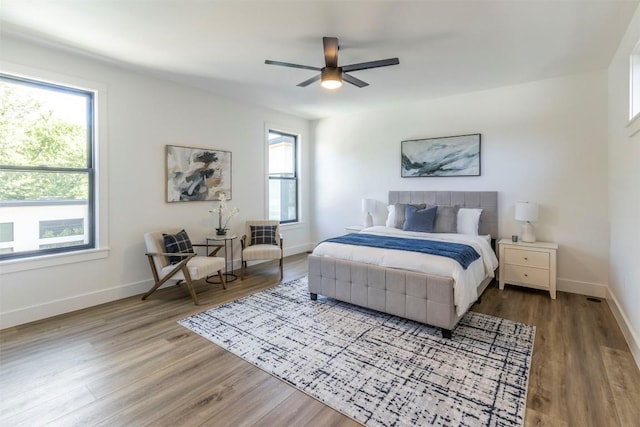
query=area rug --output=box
[179,278,535,427]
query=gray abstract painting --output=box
[166,145,232,202]
[401,134,481,177]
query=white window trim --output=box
[0,247,110,274]
[264,123,303,224]
[629,41,640,137]
[0,61,109,269]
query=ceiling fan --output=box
[265,36,400,90]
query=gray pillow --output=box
[393,203,427,228]
[433,205,460,233]
[403,205,438,233]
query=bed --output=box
[308,191,499,338]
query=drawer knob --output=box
[524,257,528,260]
[524,273,528,277]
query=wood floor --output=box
[1,253,639,426]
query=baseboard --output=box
[556,278,608,298]
[283,243,314,257]
[0,279,153,330]
[606,289,640,370]
[1,245,317,330]
[231,243,314,271]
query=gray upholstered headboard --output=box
[388,191,498,239]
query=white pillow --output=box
[385,204,396,228]
[457,208,483,235]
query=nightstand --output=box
[345,225,364,233]
[498,238,558,299]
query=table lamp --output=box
[362,198,375,228]
[515,202,539,243]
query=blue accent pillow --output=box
[250,225,278,245]
[403,205,438,233]
[163,229,194,264]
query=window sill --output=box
[280,222,305,231]
[0,247,110,274]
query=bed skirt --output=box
[308,254,493,336]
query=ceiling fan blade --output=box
[342,73,369,88]
[323,37,339,68]
[265,60,321,71]
[296,74,321,87]
[342,58,400,72]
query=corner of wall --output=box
[606,288,640,370]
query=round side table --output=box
[205,234,238,284]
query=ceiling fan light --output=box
[321,67,342,90]
[321,79,342,90]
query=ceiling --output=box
[1,1,637,120]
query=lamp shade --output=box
[361,198,376,213]
[515,202,539,222]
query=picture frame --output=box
[166,145,232,202]
[401,134,481,177]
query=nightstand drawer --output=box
[504,248,549,269]
[504,264,550,288]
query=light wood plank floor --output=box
[1,253,639,426]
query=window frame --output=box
[630,47,640,121]
[0,73,96,261]
[267,128,300,225]
[627,41,640,138]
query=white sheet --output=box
[312,226,499,316]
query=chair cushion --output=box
[242,244,282,262]
[250,225,278,246]
[160,255,225,281]
[163,229,194,264]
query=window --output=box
[0,223,13,242]
[0,222,13,254]
[39,218,84,238]
[268,130,299,223]
[0,74,95,260]
[631,41,640,121]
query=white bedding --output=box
[312,226,499,316]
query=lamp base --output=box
[520,222,536,243]
[364,212,373,228]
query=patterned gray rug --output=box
[179,277,535,427]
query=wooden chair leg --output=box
[143,254,194,301]
[279,258,283,279]
[142,280,163,300]
[181,266,199,305]
[143,255,164,300]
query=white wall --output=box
[0,36,312,328]
[607,6,640,366]
[311,71,609,298]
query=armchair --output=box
[240,220,283,280]
[143,228,226,305]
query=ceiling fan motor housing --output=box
[321,67,342,82]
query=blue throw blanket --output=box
[322,233,480,269]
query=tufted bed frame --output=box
[308,191,498,338]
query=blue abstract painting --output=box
[401,134,481,177]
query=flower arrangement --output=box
[210,192,239,235]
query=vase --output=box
[215,228,228,236]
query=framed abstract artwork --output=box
[166,145,232,202]
[401,134,481,177]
